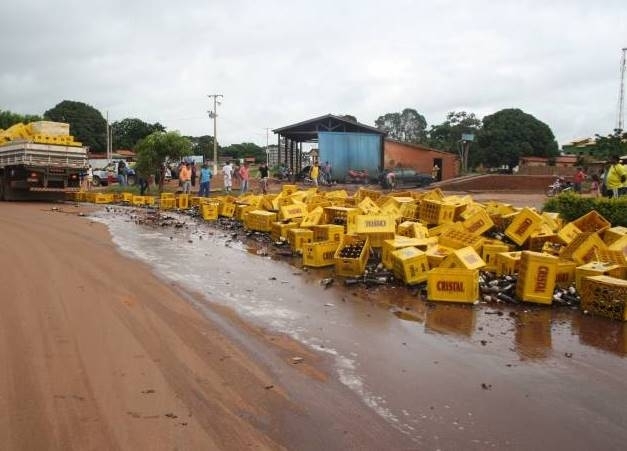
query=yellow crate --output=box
[93,193,114,204]
[419,199,458,225]
[219,202,236,218]
[438,228,485,251]
[201,203,219,220]
[421,187,445,201]
[176,195,189,209]
[560,232,607,265]
[396,221,429,239]
[527,231,559,252]
[358,231,396,248]
[310,224,344,243]
[281,184,298,195]
[354,188,383,202]
[303,240,340,268]
[244,210,278,232]
[440,246,486,270]
[575,261,624,292]
[427,222,463,237]
[160,192,175,200]
[557,222,582,245]
[323,206,360,233]
[608,234,627,257]
[603,226,627,245]
[271,221,300,241]
[357,197,382,215]
[399,203,419,221]
[515,251,559,304]
[482,242,511,272]
[580,275,627,321]
[287,228,314,254]
[382,236,427,269]
[571,210,611,234]
[354,214,396,234]
[132,195,146,206]
[504,208,543,246]
[541,211,563,232]
[495,251,522,276]
[144,196,156,206]
[160,198,176,210]
[555,260,577,289]
[427,268,479,303]
[426,245,455,268]
[279,203,308,221]
[85,192,99,203]
[334,235,370,277]
[391,246,430,285]
[462,208,494,236]
[121,192,133,203]
[300,206,324,227]
[235,204,257,221]
[188,196,201,207]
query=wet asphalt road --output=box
[91,202,627,451]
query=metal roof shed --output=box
[273,114,386,180]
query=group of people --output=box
[565,156,627,198]
[308,161,332,187]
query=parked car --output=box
[92,160,136,186]
[379,168,434,189]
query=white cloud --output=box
[1,0,625,148]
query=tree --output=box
[186,135,217,161]
[111,118,165,150]
[475,108,559,169]
[134,131,192,191]
[0,110,43,129]
[220,142,265,162]
[428,111,482,151]
[375,108,427,143]
[44,101,107,151]
[593,129,627,160]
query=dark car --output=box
[380,168,434,189]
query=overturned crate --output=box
[580,275,627,321]
[427,268,479,304]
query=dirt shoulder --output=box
[0,202,409,450]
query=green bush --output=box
[543,193,627,226]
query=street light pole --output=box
[265,127,270,165]
[207,94,223,173]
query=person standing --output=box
[191,163,197,188]
[239,162,250,194]
[310,162,320,187]
[117,161,127,186]
[85,165,93,191]
[198,163,212,197]
[179,162,192,194]
[222,161,233,193]
[258,162,269,194]
[573,167,586,194]
[432,164,440,181]
[606,155,627,198]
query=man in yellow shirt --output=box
[310,162,320,187]
[606,155,627,198]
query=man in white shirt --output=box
[222,161,233,193]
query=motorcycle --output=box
[545,177,573,197]
[346,169,369,184]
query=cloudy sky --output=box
[1,0,626,148]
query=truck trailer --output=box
[0,121,87,201]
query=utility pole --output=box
[617,47,627,132]
[207,94,223,173]
[264,127,271,165]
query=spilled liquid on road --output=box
[90,207,627,450]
